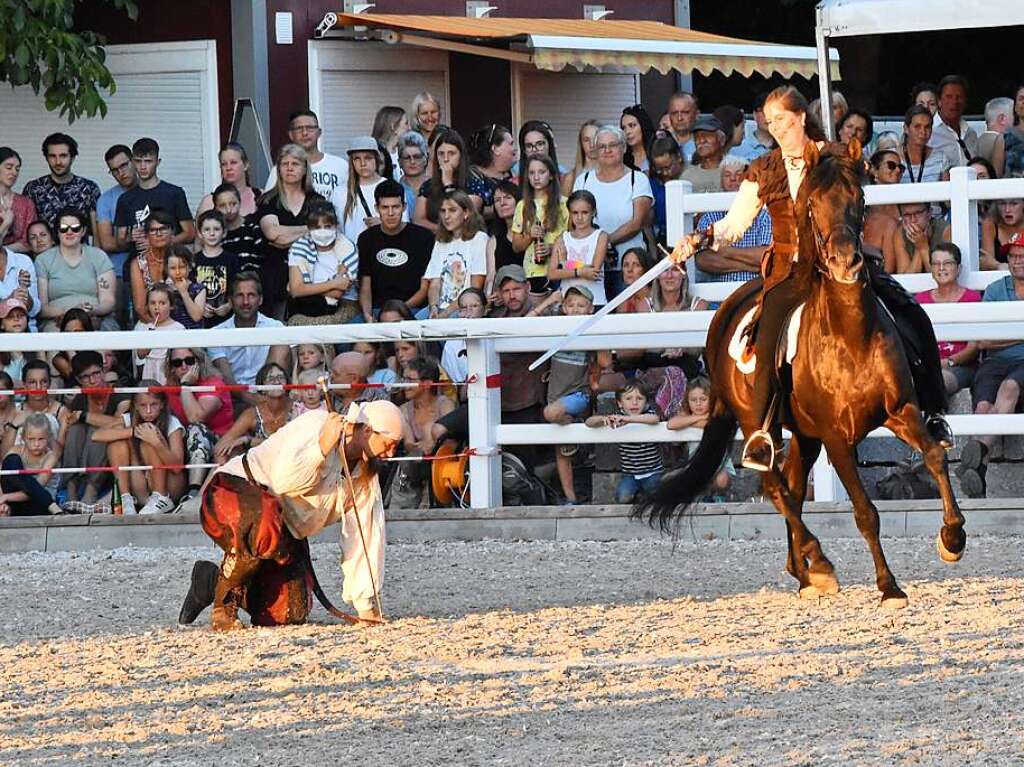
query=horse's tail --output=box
[632,405,737,533]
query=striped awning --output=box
[330,14,841,80]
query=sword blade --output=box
[528,255,678,371]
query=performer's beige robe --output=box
[216,410,384,612]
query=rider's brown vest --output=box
[746,142,847,292]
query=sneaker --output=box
[140,492,176,515]
[121,493,137,516]
[92,502,112,515]
[61,501,92,515]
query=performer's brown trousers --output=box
[200,473,312,628]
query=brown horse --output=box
[635,143,966,608]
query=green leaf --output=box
[14,43,28,67]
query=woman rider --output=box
[674,85,951,472]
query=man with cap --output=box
[178,400,403,629]
[432,264,551,470]
[681,116,728,193]
[957,232,1024,498]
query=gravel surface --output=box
[2,534,1024,766]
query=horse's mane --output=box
[807,148,864,195]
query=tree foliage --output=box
[0,0,138,123]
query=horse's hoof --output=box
[880,592,909,610]
[936,531,966,563]
[807,570,841,595]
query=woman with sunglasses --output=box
[128,208,175,324]
[164,347,233,507]
[213,362,293,463]
[864,149,905,273]
[35,206,116,332]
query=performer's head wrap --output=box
[343,400,403,443]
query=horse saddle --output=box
[728,303,805,375]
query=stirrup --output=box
[741,429,779,472]
[925,414,954,451]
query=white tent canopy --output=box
[817,0,1024,38]
[814,0,1024,138]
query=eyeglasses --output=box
[79,369,103,380]
[931,260,958,269]
[596,143,621,152]
[264,375,288,384]
[400,152,425,163]
[881,160,906,173]
[58,223,84,234]
[147,225,171,235]
[169,356,198,368]
[290,123,320,133]
[108,161,132,176]
[487,123,497,146]
[524,140,549,153]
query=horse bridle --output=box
[808,205,865,285]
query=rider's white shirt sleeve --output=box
[709,179,763,247]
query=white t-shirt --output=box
[265,153,349,200]
[572,168,652,270]
[288,234,359,302]
[558,228,607,305]
[423,230,488,311]
[441,339,468,383]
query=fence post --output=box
[949,165,979,273]
[465,338,502,509]
[667,178,696,286]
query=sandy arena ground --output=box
[2,532,1024,766]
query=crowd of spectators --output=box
[1,76,1023,515]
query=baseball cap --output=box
[563,284,594,303]
[495,264,527,286]
[0,297,29,319]
[692,116,724,134]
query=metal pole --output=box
[814,7,835,141]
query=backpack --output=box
[501,453,555,506]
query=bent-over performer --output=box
[178,401,402,630]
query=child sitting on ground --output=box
[292,368,327,418]
[585,381,664,504]
[0,413,63,516]
[543,285,598,505]
[667,376,734,502]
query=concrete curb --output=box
[2,500,1023,553]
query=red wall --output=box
[265,0,676,149]
[76,0,235,143]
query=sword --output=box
[528,237,705,372]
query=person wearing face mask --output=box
[286,202,358,326]
[178,400,403,629]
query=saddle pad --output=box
[728,303,805,375]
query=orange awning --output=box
[329,13,840,79]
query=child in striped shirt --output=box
[586,381,664,504]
